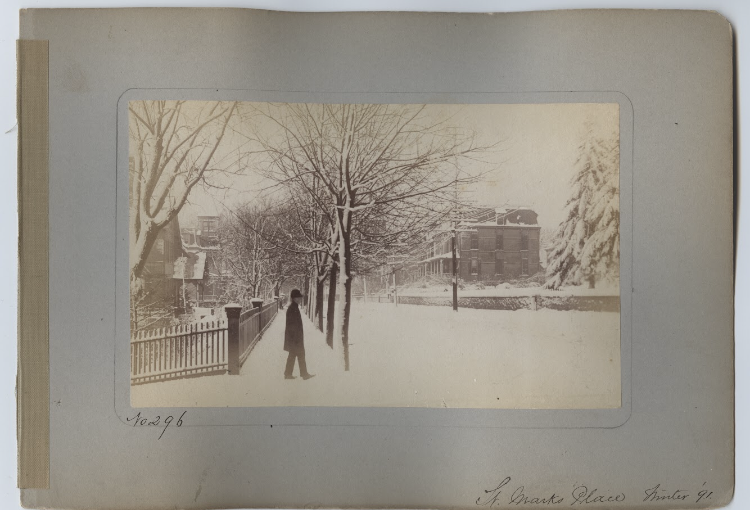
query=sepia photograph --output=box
[128,100,621,409]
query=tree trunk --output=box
[333,223,352,371]
[315,276,325,332]
[325,261,337,348]
[130,272,145,333]
[129,219,158,285]
[274,260,282,297]
[309,274,316,321]
[342,242,353,370]
[303,273,310,312]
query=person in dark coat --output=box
[284,289,314,380]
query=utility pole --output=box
[176,256,188,313]
[393,270,398,307]
[451,223,458,311]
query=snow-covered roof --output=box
[469,221,540,228]
[495,205,532,213]
[173,251,207,280]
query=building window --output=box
[479,237,494,252]
[154,238,165,256]
[496,231,503,250]
[496,258,504,275]
[521,230,529,251]
[521,256,529,276]
[470,258,479,275]
[470,232,479,250]
[202,219,217,238]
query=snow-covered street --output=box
[131,303,620,409]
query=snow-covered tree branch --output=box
[129,100,238,295]
[250,102,496,370]
[545,131,619,290]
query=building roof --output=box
[470,221,540,228]
[449,205,539,226]
[495,206,539,226]
[495,205,533,213]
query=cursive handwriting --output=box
[643,484,689,503]
[126,410,186,439]
[477,478,714,507]
[644,483,714,504]
[476,476,513,507]
[510,486,564,506]
[570,485,625,505]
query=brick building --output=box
[412,206,542,282]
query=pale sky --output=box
[178,102,619,229]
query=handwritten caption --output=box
[476,477,714,506]
[126,411,187,439]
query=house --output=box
[134,215,183,328]
[178,214,227,306]
[172,250,208,308]
[411,206,542,282]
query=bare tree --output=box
[253,103,493,370]
[216,198,316,309]
[129,100,237,296]
[241,178,340,339]
[215,204,274,305]
[276,179,338,334]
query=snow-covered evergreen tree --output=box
[545,131,619,289]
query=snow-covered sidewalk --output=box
[131,303,620,409]
[131,307,342,407]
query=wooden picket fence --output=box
[131,300,280,385]
[131,318,228,385]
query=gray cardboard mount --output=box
[18,8,734,510]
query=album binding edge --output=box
[17,39,50,491]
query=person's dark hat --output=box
[290,289,304,299]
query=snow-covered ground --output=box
[131,302,620,409]
[396,283,619,298]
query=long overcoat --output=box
[283,302,304,353]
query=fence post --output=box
[530,294,539,311]
[224,303,242,375]
[251,298,263,332]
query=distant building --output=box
[178,215,226,306]
[172,250,208,307]
[411,206,542,282]
[135,215,183,329]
